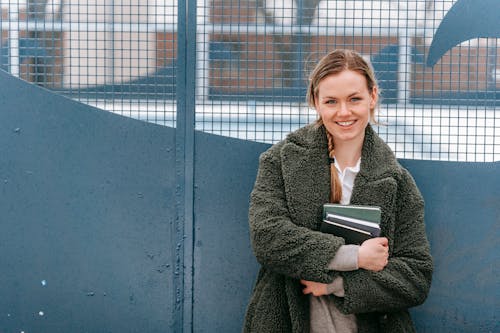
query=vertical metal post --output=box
[184,0,197,329]
[295,0,304,91]
[397,33,412,105]
[197,0,209,102]
[175,0,196,330]
[487,39,498,90]
[8,3,20,77]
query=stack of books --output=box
[321,204,381,244]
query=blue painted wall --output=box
[0,70,176,332]
[1,70,499,332]
[193,132,265,332]
[402,160,499,331]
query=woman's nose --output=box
[338,102,350,115]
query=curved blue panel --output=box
[0,70,176,332]
[426,0,500,67]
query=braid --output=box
[326,131,342,203]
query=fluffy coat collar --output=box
[284,123,400,181]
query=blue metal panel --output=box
[0,70,176,332]
[193,132,267,332]
[401,160,500,332]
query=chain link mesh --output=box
[1,0,498,161]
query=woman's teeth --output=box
[337,121,355,126]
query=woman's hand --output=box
[358,237,389,272]
[300,279,328,296]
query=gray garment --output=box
[310,296,357,333]
[310,245,359,333]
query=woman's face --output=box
[315,69,377,146]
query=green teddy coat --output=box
[244,124,433,333]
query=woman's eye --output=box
[326,100,336,104]
[351,97,361,102]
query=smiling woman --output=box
[244,49,433,333]
[307,49,380,202]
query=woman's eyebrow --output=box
[321,91,361,99]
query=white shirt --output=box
[333,158,361,205]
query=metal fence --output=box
[1,0,498,162]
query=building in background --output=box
[1,0,497,103]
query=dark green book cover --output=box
[323,204,381,224]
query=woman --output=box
[243,49,433,332]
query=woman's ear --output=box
[370,86,379,109]
[312,95,319,111]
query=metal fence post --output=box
[8,2,20,77]
[175,0,196,330]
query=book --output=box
[321,204,381,244]
[323,203,381,223]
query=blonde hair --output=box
[306,49,379,203]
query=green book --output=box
[323,204,381,224]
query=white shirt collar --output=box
[333,157,361,176]
[333,157,361,205]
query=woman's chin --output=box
[330,126,366,143]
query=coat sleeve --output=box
[335,168,433,313]
[249,146,345,283]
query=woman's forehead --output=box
[317,71,369,94]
